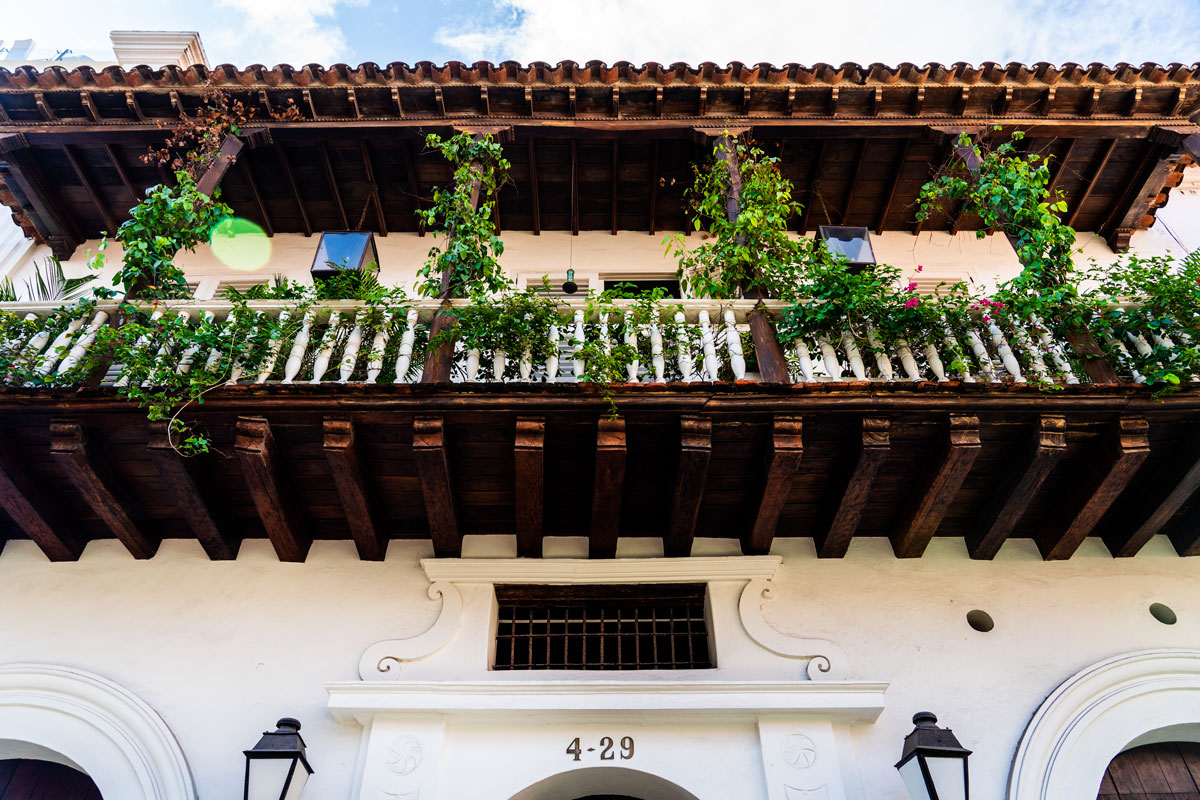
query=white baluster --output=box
[1105,330,1145,384]
[56,310,109,376]
[176,311,213,376]
[1011,323,1048,383]
[393,309,418,383]
[724,310,746,380]
[255,310,292,384]
[112,308,165,387]
[923,344,948,382]
[572,310,586,379]
[793,340,815,382]
[674,311,696,383]
[867,328,894,382]
[966,328,999,382]
[492,350,507,381]
[464,348,481,381]
[988,320,1024,382]
[2,313,37,360]
[650,322,665,383]
[337,310,365,383]
[37,315,86,377]
[1126,329,1153,357]
[203,310,237,376]
[545,322,560,383]
[225,312,255,386]
[817,335,841,380]
[1038,325,1078,384]
[698,310,719,380]
[281,311,315,384]
[366,311,393,384]
[142,310,193,387]
[309,311,341,384]
[841,330,865,380]
[943,327,975,383]
[519,345,533,381]
[624,311,639,382]
[895,339,921,381]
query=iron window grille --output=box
[492,583,712,671]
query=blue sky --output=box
[4,0,1200,69]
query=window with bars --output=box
[492,584,712,671]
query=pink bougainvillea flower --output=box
[905,297,920,309]
[917,265,924,272]
[907,282,919,291]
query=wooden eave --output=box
[0,59,1197,255]
[1,383,1199,562]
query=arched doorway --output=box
[1097,742,1200,798]
[0,759,102,799]
[507,767,701,800]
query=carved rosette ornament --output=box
[738,578,847,680]
[358,581,463,679]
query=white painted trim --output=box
[1008,649,1200,800]
[327,679,888,724]
[0,663,196,800]
[421,556,783,584]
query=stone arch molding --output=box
[0,663,196,800]
[1008,649,1200,800]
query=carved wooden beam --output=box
[876,139,910,235]
[195,134,245,197]
[890,415,981,558]
[238,157,274,237]
[744,416,803,555]
[148,422,239,560]
[1102,429,1200,558]
[61,145,116,233]
[967,415,1066,560]
[665,416,712,558]
[817,416,890,558]
[413,416,460,558]
[324,417,386,561]
[0,430,82,561]
[589,417,627,559]
[50,419,158,559]
[798,139,827,234]
[1100,143,1183,252]
[514,416,545,558]
[103,144,140,205]
[840,139,868,224]
[1064,139,1117,228]
[1037,417,1150,560]
[0,133,82,258]
[235,416,312,562]
[528,138,541,236]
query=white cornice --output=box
[327,679,888,724]
[420,556,782,584]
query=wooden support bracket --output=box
[817,416,890,558]
[0,430,82,561]
[235,416,311,562]
[51,419,158,559]
[324,417,387,561]
[413,416,460,558]
[589,418,627,559]
[890,415,981,558]
[744,416,803,556]
[514,417,545,558]
[1103,429,1200,558]
[148,421,239,560]
[665,416,712,558]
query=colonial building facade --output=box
[0,54,1198,800]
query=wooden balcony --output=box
[0,297,1197,565]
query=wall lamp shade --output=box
[244,718,313,800]
[895,712,970,800]
[562,269,579,295]
[817,226,876,271]
[311,231,379,282]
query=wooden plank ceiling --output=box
[0,387,1198,562]
[0,60,1197,255]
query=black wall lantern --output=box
[244,718,313,800]
[817,225,876,272]
[562,269,579,295]
[895,712,971,800]
[310,231,379,283]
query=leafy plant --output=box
[667,134,805,299]
[0,278,14,302]
[416,132,510,299]
[22,255,97,302]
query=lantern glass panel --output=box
[245,757,294,800]
[282,766,309,800]
[925,757,968,800]
[898,758,933,800]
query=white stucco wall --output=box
[0,535,1196,800]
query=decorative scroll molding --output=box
[739,578,847,681]
[358,582,463,680]
[421,555,782,585]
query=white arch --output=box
[1008,649,1200,800]
[507,766,702,800]
[0,664,196,800]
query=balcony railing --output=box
[0,297,1191,390]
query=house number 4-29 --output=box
[565,736,634,761]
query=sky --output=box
[2,0,1200,70]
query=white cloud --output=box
[210,0,368,66]
[436,0,1200,67]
